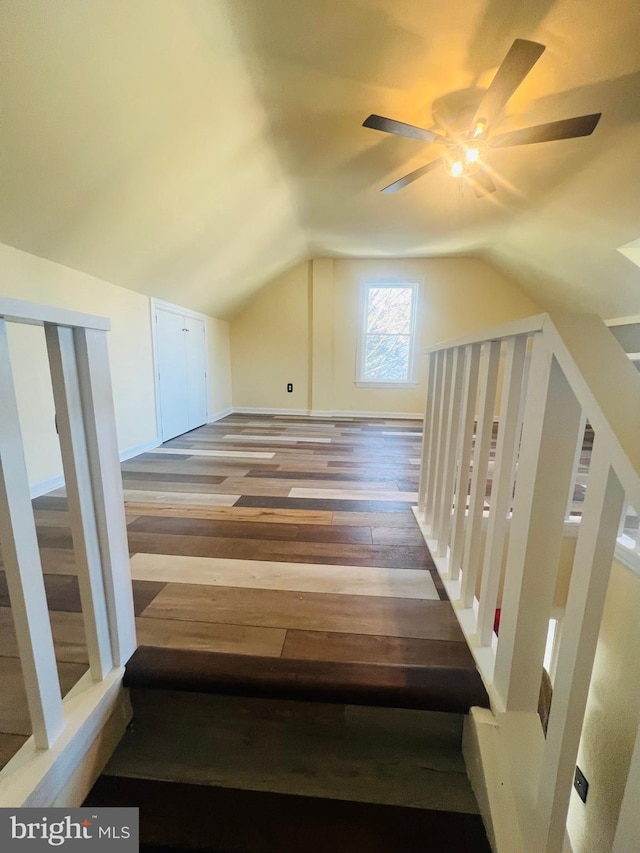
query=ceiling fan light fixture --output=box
[364,39,601,195]
[472,117,488,138]
[465,145,481,164]
[445,142,486,177]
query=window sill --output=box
[355,381,418,389]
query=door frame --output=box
[150,297,210,442]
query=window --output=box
[356,282,418,386]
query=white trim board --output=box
[151,297,213,323]
[29,438,161,498]
[606,315,640,326]
[310,409,423,420]
[29,473,66,500]
[0,668,130,807]
[208,407,233,423]
[0,297,110,332]
[232,407,312,416]
[232,407,423,420]
[614,540,640,576]
[119,438,161,461]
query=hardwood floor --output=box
[0,414,476,770]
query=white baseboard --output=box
[230,407,423,420]
[310,409,423,420]
[29,473,66,499]
[232,407,312,416]
[119,437,161,461]
[29,438,161,497]
[207,407,234,423]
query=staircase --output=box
[4,297,640,853]
[84,647,492,852]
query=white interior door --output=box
[155,306,208,442]
[185,315,207,429]
[156,308,190,442]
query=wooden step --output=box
[124,646,490,714]
[104,691,476,812]
[85,776,492,853]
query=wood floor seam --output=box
[0,413,487,774]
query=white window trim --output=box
[355,280,420,387]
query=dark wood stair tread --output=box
[86,776,492,853]
[124,646,489,714]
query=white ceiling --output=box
[1,0,640,319]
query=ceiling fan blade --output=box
[381,158,443,193]
[473,39,545,129]
[471,170,496,197]
[490,113,602,148]
[363,114,449,145]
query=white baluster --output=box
[493,336,583,712]
[45,324,113,681]
[431,349,454,541]
[75,328,137,665]
[565,413,587,521]
[417,353,436,517]
[536,443,624,853]
[0,319,64,748]
[436,347,467,557]
[460,340,500,609]
[449,343,481,581]
[424,351,445,530]
[477,334,528,645]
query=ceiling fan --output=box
[363,39,601,196]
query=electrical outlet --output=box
[574,766,589,803]
[287,383,293,393]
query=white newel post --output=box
[0,319,64,748]
[75,328,136,665]
[493,336,583,712]
[45,324,114,681]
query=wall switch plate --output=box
[574,766,589,803]
[287,383,293,392]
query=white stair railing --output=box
[0,297,136,804]
[414,311,640,853]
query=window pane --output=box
[367,287,413,334]
[364,334,410,381]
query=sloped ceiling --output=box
[1,0,640,319]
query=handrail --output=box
[414,307,640,853]
[0,296,110,331]
[544,312,640,509]
[424,312,547,354]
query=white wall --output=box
[567,558,640,852]
[0,243,231,490]
[230,256,541,416]
[207,316,233,420]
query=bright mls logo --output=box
[0,808,138,850]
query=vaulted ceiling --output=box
[1,0,640,319]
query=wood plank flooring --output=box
[0,414,476,771]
